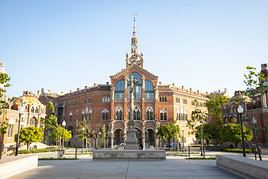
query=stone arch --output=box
[114,128,124,145]
[145,128,155,146]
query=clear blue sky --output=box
[1,0,267,97]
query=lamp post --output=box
[15,98,27,156]
[61,120,66,157]
[237,105,246,157]
[252,117,262,161]
[82,127,85,154]
[98,131,101,148]
[182,128,185,152]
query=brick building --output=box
[55,19,208,148]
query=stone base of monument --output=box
[93,150,166,160]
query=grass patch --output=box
[186,157,216,160]
[19,147,58,154]
[38,157,78,160]
[222,148,253,153]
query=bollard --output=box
[188,145,190,158]
[75,147,78,159]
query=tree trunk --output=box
[27,143,30,151]
[0,133,4,159]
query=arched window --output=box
[145,80,154,101]
[30,117,37,126]
[31,107,35,113]
[128,72,142,100]
[35,107,39,113]
[160,109,167,121]
[102,96,110,103]
[146,107,154,120]
[115,107,123,120]
[133,106,141,120]
[101,109,109,120]
[115,80,125,101]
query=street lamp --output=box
[252,117,262,161]
[62,120,66,157]
[98,131,101,148]
[15,97,27,156]
[237,105,246,157]
[82,127,85,154]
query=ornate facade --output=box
[55,19,208,148]
[1,91,46,151]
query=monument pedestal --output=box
[125,128,138,150]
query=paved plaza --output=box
[10,158,241,179]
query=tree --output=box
[16,127,43,151]
[0,71,10,159]
[206,93,229,125]
[188,108,208,156]
[195,123,220,146]
[157,123,180,150]
[0,121,9,159]
[244,65,266,96]
[220,123,253,148]
[51,126,72,146]
[77,117,91,148]
[46,101,55,115]
[43,114,58,144]
[100,125,107,148]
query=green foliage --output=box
[220,123,253,147]
[52,126,72,142]
[18,147,58,154]
[46,101,55,115]
[222,148,253,153]
[157,123,180,149]
[0,121,9,134]
[44,115,58,144]
[195,123,220,144]
[187,108,208,133]
[100,125,107,147]
[77,117,91,142]
[18,127,43,150]
[206,93,229,125]
[244,65,266,96]
[0,73,10,114]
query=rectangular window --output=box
[160,112,167,120]
[102,112,108,120]
[183,99,187,104]
[8,124,14,137]
[176,98,180,103]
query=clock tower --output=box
[125,17,144,68]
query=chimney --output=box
[190,88,192,93]
[77,88,79,91]
[41,88,44,94]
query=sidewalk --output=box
[10,158,241,179]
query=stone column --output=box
[109,122,114,148]
[262,92,267,108]
[155,121,160,149]
[142,121,146,150]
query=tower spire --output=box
[133,16,136,36]
[125,15,144,68]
